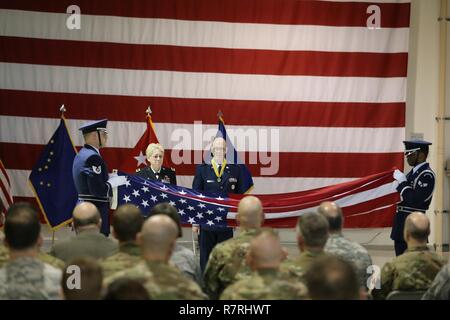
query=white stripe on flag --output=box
[0,116,405,153]
[0,63,407,103]
[0,9,410,53]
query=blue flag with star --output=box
[29,118,78,229]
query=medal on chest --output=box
[212,159,227,183]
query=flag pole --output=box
[59,104,71,237]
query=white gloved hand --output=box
[107,175,128,188]
[393,169,407,183]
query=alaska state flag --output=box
[29,117,78,229]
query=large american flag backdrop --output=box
[0,1,409,228]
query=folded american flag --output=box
[116,169,400,228]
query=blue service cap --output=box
[403,139,432,156]
[79,119,108,134]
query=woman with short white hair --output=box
[136,143,177,185]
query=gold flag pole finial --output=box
[146,106,152,116]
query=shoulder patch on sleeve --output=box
[92,165,102,174]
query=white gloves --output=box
[107,175,128,188]
[393,169,407,183]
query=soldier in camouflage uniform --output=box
[422,262,450,300]
[0,203,61,300]
[104,215,206,300]
[220,232,307,300]
[204,196,266,299]
[0,244,65,270]
[100,204,143,278]
[318,201,372,288]
[372,212,445,300]
[280,211,329,280]
[148,203,203,286]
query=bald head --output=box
[73,202,101,231]
[237,196,264,228]
[318,201,343,232]
[139,214,178,260]
[404,212,430,243]
[247,231,284,270]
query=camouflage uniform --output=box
[422,263,450,300]
[372,245,445,300]
[220,268,308,300]
[100,242,142,278]
[325,233,373,288]
[204,228,263,299]
[0,245,65,270]
[171,243,202,286]
[0,257,62,300]
[280,250,326,280]
[104,260,207,300]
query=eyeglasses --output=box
[152,155,163,159]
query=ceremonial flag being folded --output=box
[117,169,399,228]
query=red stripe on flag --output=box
[0,37,408,77]
[0,90,406,128]
[0,0,411,27]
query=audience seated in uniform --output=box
[220,231,306,300]
[104,215,206,300]
[0,203,62,300]
[372,212,445,300]
[100,204,144,278]
[50,202,118,263]
[318,201,373,289]
[204,195,267,299]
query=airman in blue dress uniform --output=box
[72,119,127,236]
[192,137,245,272]
[391,140,435,256]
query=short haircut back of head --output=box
[113,204,144,242]
[297,211,329,247]
[305,255,360,300]
[5,202,41,250]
